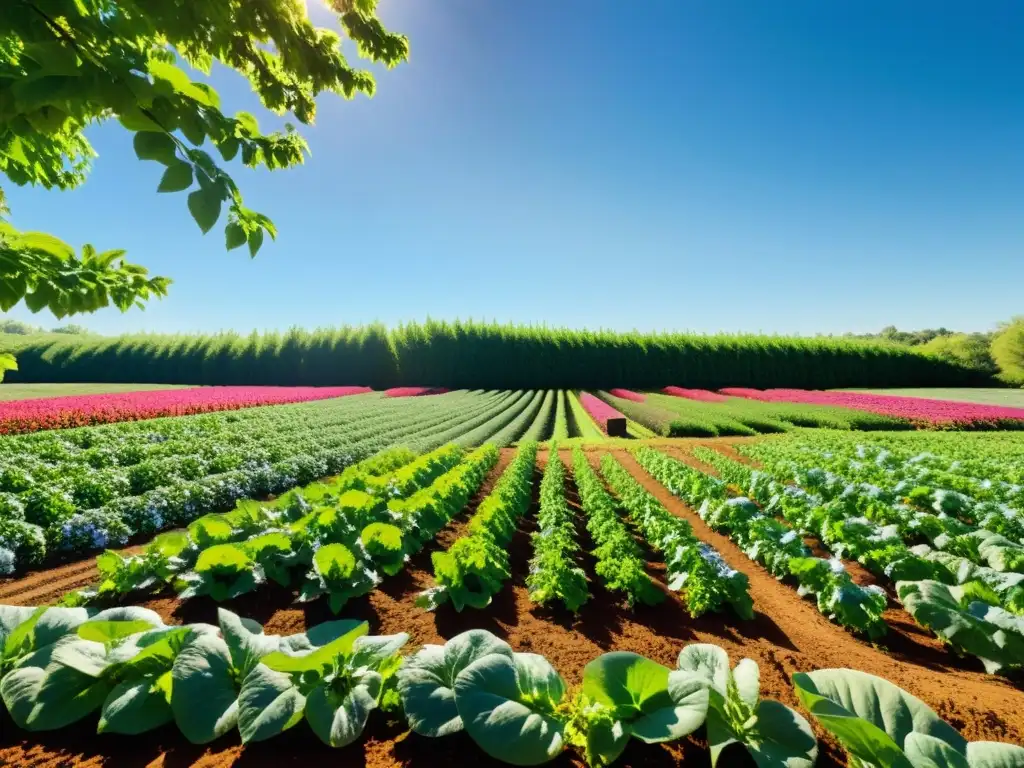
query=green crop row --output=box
[5,604,1021,765]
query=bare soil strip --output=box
[1,445,1021,768]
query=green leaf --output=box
[745,699,818,768]
[158,162,193,192]
[98,675,174,735]
[133,131,179,165]
[966,741,1024,768]
[585,650,710,743]
[262,621,368,673]
[247,227,265,257]
[677,643,730,697]
[77,620,155,646]
[0,665,47,728]
[217,136,240,162]
[24,662,112,730]
[170,634,239,744]
[218,608,280,676]
[305,672,382,748]
[225,222,247,250]
[187,187,223,234]
[237,664,306,743]
[793,669,965,768]
[350,633,409,669]
[732,658,760,710]
[453,653,566,766]
[397,629,513,737]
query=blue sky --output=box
[4,0,1023,336]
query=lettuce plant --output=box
[299,543,379,613]
[175,543,264,602]
[896,580,1024,675]
[252,622,408,747]
[794,668,1024,768]
[678,644,816,767]
[397,629,515,737]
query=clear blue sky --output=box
[4,0,1023,336]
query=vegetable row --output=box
[2,603,1020,768]
[666,445,1024,675]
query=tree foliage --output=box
[919,333,996,374]
[991,317,1024,387]
[0,0,409,317]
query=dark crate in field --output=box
[606,416,628,437]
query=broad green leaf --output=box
[248,227,265,257]
[350,632,409,669]
[77,620,155,646]
[585,713,630,768]
[305,672,382,748]
[746,699,818,768]
[630,669,708,744]
[0,665,46,727]
[158,162,193,192]
[0,605,37,653]
[905,732,970,768]
[98,675,174,734]
[277,619,367,656]
[237,664,306,743]
[217,608,279,676]
[133,131,178,165]
[582,652,670,720]
[397,629,513,737]
[27,607,91,650]
[677,643,730,697]
[171,634,239,744]
[733,658,760,710]
[966,741,1024,768]
[24,663,111,730]
[453,653,566,766]
[793,669,965,768]
[225,222,247,250]
[52,638,109,677]
[187,187,223,234]
[262,621,368,673]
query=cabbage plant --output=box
[793,668,1024,768]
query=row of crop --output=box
[525,444,589,611]
[418,443,538,611]
[688,446,1024,675]
[570,448,663,606]
[718,443,1024,586]
[597,390,908,438]
[740,434,1024,538]
[0,386,372,435]
[67,445,498,612]
[0,392,507,573]
[3,604,1019,767]
[633,448,889,638]
[598,454,754,619]
[722,387,1024,428]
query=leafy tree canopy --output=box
[991,317,1024,387]
[0,0,408,318]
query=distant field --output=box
[0,383,191,401]
[843,387,1024,407]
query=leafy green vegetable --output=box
[454,652,567,766]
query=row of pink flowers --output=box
[0,386,372,435]
[383,387,451,398]
[608,388,646,402]
[579,392,628,435]
[662,387,728,402]
[721,388,1024,426]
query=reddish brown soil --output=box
[1,445,1021,768]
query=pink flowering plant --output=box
[722,388,1024,427]
[0,386,371,435]
[579,392,627,434]
[662,387,728,402]
[608,388,646,402]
